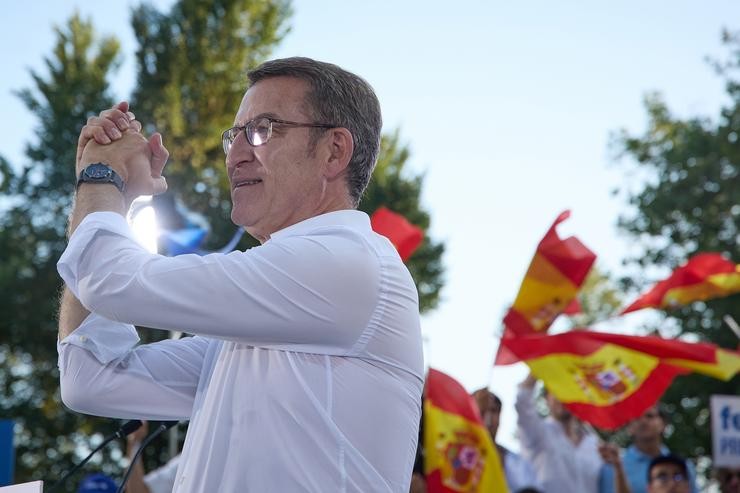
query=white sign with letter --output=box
[712,394,740,467]
[0,481,43,492]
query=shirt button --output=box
[79,335,88,342]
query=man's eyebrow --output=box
[234,112,280,126]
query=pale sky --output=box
[2,1,737,451]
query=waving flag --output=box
[370,207,424,261]
[563,298,582,315]
[499,330,740,429]
[502,211,595,336]
[622,253,740,314]
[424,369,508,493]
[496,211,596,364]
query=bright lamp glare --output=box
[130,204,159,253]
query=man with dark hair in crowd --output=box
[473,388,541,493]
[646,455,691,493]
[716,466,740,493]
[599,405,698,493]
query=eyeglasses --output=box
[650,472,687,486]
[221,116,336,154]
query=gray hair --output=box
[247,57,382,207]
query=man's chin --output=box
[234,219,266,243]
[230,209,252,228]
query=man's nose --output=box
[226,139,256,171]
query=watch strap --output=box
[77,163,125,193]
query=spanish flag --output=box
[502,210,595,336]
[370,207,424,262]
[499,331,740,429]
[622,253,740,314]
[496,211,596,364]
[424,369,509,492]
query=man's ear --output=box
[324,127,354,179]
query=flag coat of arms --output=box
[499,330,740,429]
[424,369,509,492]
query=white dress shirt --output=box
[501,446,542,493]
[515,385,602,493]
[57,210,424,492]
[144,454,181,493]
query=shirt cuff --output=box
[57,312,140,369]
[57,211,134,299]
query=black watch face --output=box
[86,164,112,180]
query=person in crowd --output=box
[715,466,740,493]
[516,373,603,493]
[124,422,180,493]
[57,57,423,492]
[598,441,631,493]
[646,455,691,493]
[473,387,542,493]
[77,473,117,493]
[408,473,426,493]
[599,405,698,493]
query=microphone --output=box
[48,419,143,493]
[116,421,179,493]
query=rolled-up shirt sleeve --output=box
[58,212,380,354]
[58,312,208,419]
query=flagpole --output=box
[581,421,608,443]
[722,315,740,340]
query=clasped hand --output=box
[77,101,169,206]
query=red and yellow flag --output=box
[370,207,424,262]
[496,211,596,364]
[622,252,740,314]
[499,330,740,429]
[424,368,508,493]
[563,298,582,315]
[503,210,595,336]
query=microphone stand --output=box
[47,420,142,493]
[116,421,179,493]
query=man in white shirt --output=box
[515,373,603,493]
[57,57,424,492]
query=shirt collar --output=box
[269,209,370,240]
[627,443,670,462]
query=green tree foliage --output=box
[565,267,624,329]
[129,0,291,248]
[125,0,444,311]
[1,0,445,482]
[612,31,740,462]
[361,131,445,312]
[0,13,126,482]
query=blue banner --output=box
[0,419,14,486]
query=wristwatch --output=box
[77,163,125,193]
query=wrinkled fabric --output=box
[58,210,424,492]
[516,385,602,493]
